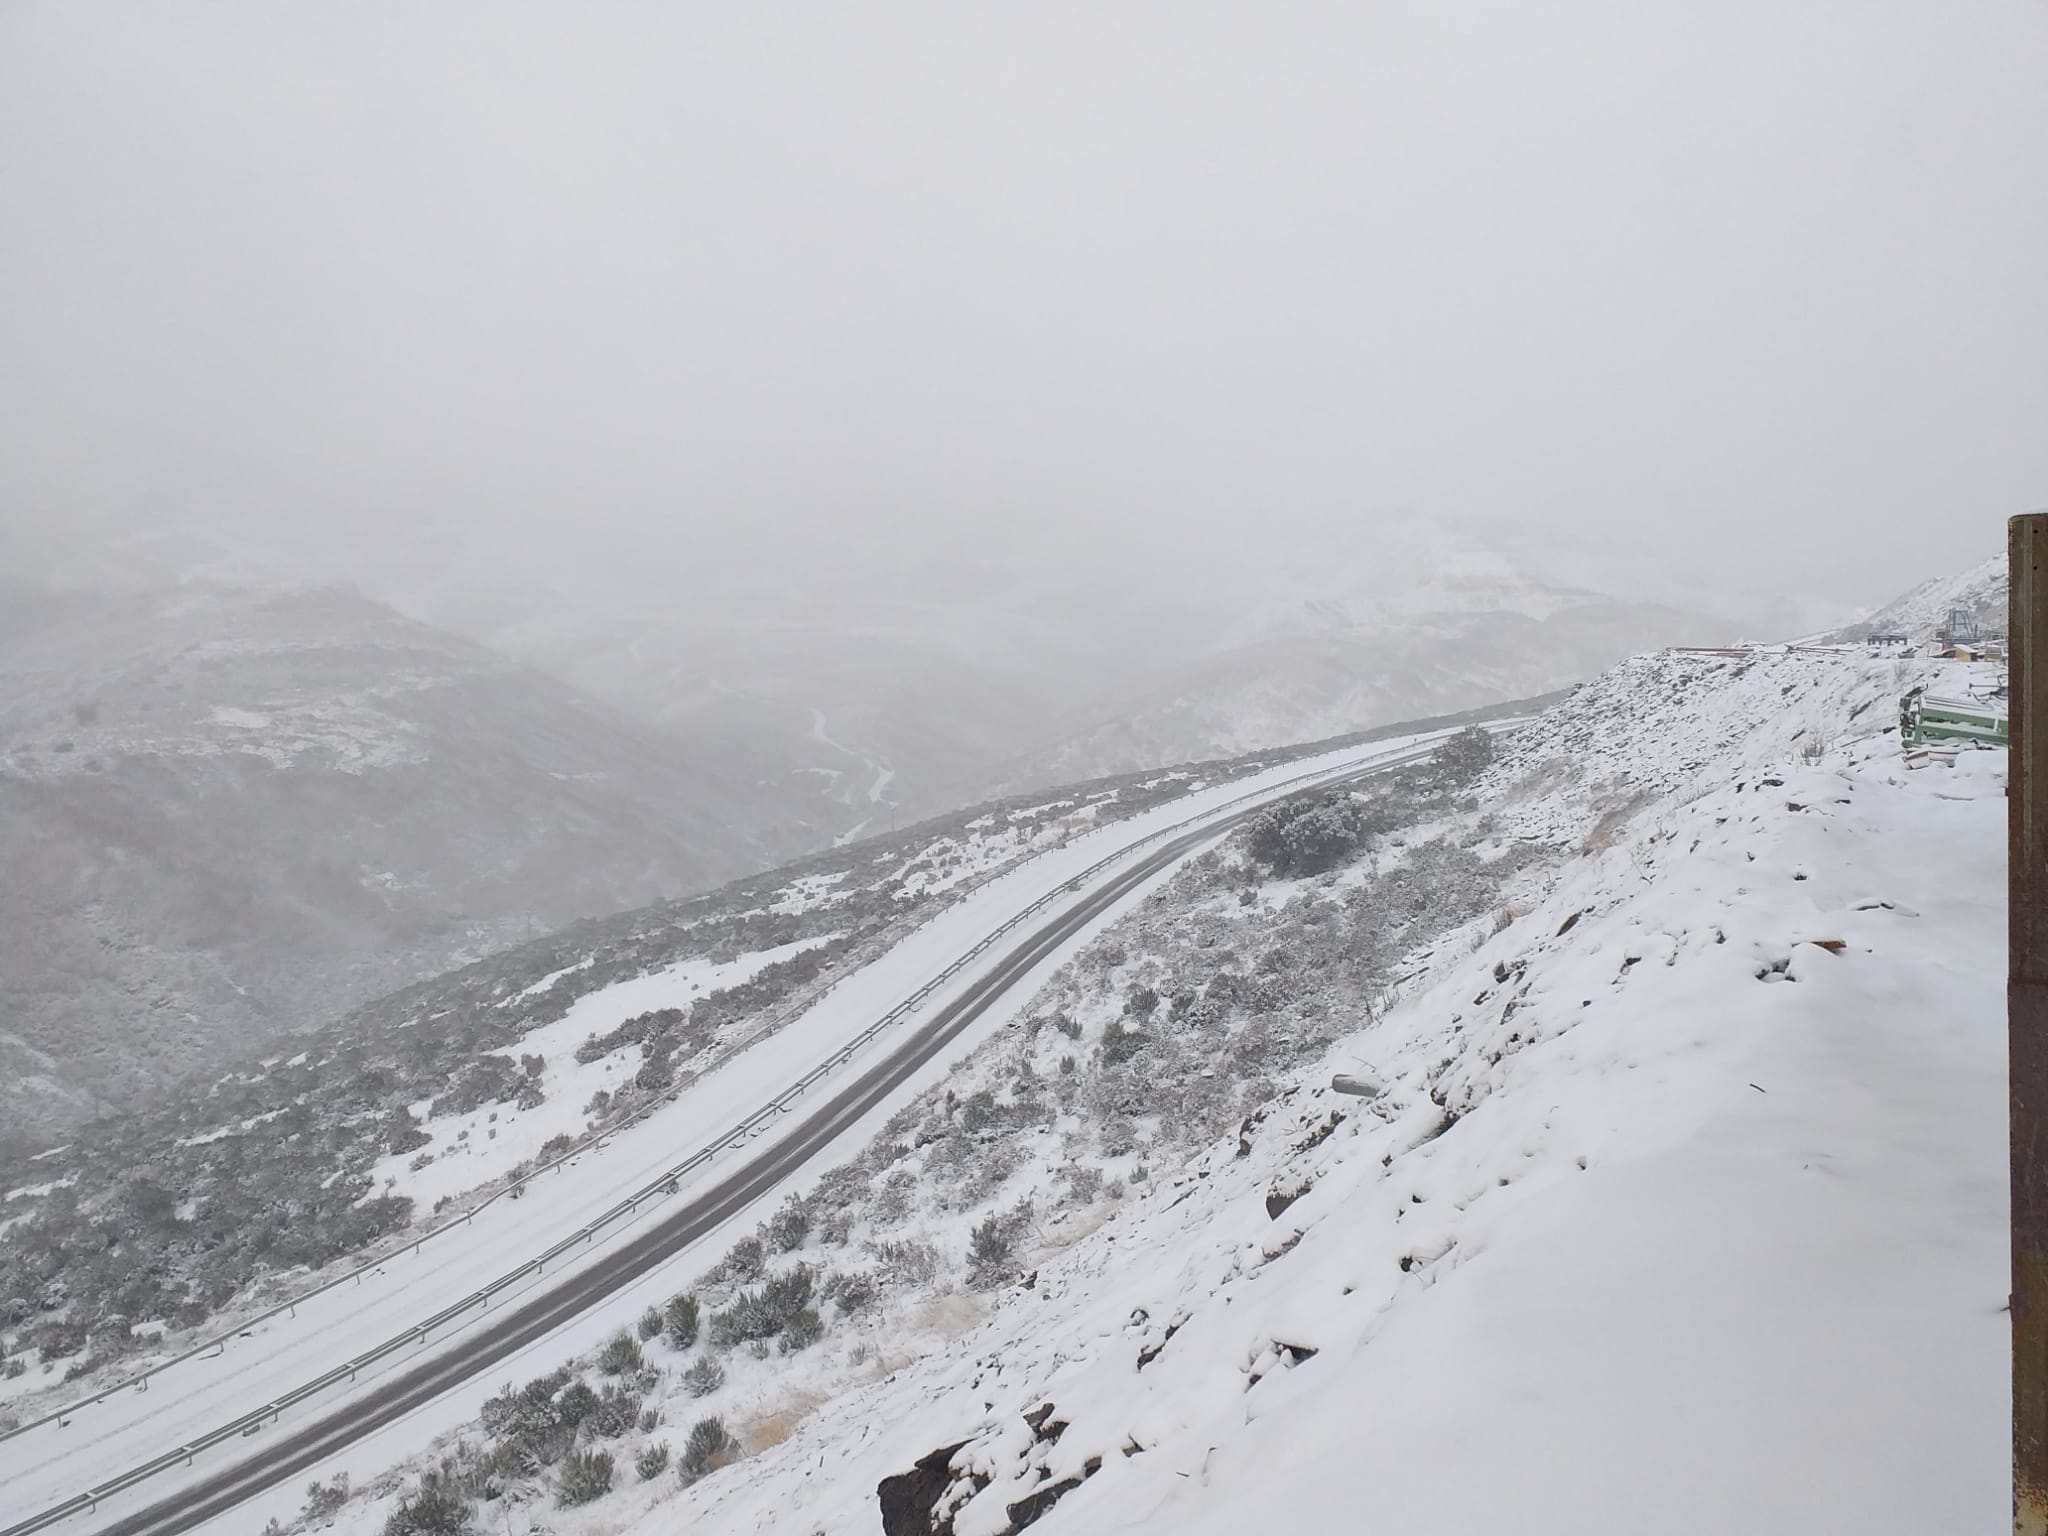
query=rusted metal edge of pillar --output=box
[2011,512,2048,1535]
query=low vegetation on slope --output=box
[847,665,1998,1536]
[0,722,1477,1417]
[275,644,1949,1536]
[318,732,1519,1533]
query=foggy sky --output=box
[3,1,2044,610]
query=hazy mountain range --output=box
[0,515,1882,1136]
[0,580,818,1137]
[7,514,1859,815]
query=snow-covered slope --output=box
[0,712,1498,1420]
[1839,550,2007,642]
[860,712,2002,1536]
[739,650,1993,1536]
[245,640,2001,1536]
[999,597,1723,790]
[0,582,820,1141]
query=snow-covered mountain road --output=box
[0,724,1489,1536]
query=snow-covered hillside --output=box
[256,640,2001,1536]
[0,735,1335,1411]
[850,749,2000,1536]
[0,580,823,1142]
[998,598,1722,791]
[1840,550,2007,642]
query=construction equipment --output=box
[1901,685,2009,751]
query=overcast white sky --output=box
[2,1,2043,610]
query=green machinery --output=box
[1900,686,2008,751]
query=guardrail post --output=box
[2016,511,2048,1536]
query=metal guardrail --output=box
[2,726,1493,1535]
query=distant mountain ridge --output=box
[10,516,1822,829]
[991,592,1729,792]
[0,581,822,1139]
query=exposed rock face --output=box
[877,1441,970,1536]
[878,1407,1101,1536]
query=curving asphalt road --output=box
[14,741,1448,1536]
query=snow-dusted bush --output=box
[596,1330,642,1375]
[555,1380,601,1427]
[764,1193,811,1252]
[681,1355,725,1397]
[301,1472,349,1521]
[957,1088,998,1133]
[864,1238,942,1288]
[1098,1018,1145,1067]
[1245,793,1382,876]
[554,1448,613,1506]
[778,1306,824,1353]
[663,1291,700,1348]
[582,1384,642,1439]
[709,1264,816,1346]
[968,1216,1011,1274]
[635,1441,671,1480]
[426,1441,506,1504]
[678,1416,738,1484]
[480,1369,565,1438]
[966,1201,1034,1289]
[1060,1164,1104,1204]
[636,1305,664,1341]
[872,1168,918,1223]
[382,1480,471,1536]
[960,1136,1031,1205]
[710,1236,766,1286]
[821,1268,878,1314]
[819,1207,855,1245]
[1434,723,1496,781]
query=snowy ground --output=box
[262,647,2006,1536]
[0,727,1462,1532]
[18,645,2001,1536]
[365,937,838,1212]
[710,661,1995,1536]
